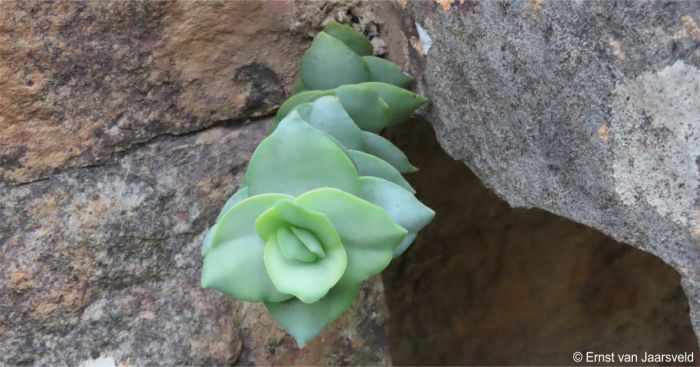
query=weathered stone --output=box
[0,118,390,365]
[389,0,700,341]
[0,1,303,185]
[0,1,391,365]
[383,119,699,364]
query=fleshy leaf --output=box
[216,186,248,223]
[291,226,325,258]
[362,131,417,173]
[296,188,407,282]
[363,56,413,89]
[348,150,415,193]
[277,226,318,263]
[200,225,216,257]
[394,232,417,257]
[212,193,292,250]
[336,84,392,133]
[358,176,434,233]
[202,194,293,301]
[358,176,435,256]
[246,111,360,196]
[307,96,365,150]
[274,90,335,126]
[264,235,347,304]
[290,102,313,122]
[292,78,308,94]
[256,199,342,251]
[299,32,370,90]
[361,82,428,126]
[322,21,373,56]
[201,236,291,302]
[265,279,362,347]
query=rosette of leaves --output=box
[201,112,434,346]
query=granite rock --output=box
[0,1,302,185]
[390,0,700,342]
[0,119,390,365]
[383,119,698,364]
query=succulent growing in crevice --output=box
[201,21,434,346]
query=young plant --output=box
[201,21,434,347]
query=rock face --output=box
[391,0,700,341]
[383,119,699,364]
[0,1,390,365]
[0,1,303,186]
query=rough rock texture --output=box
[0,1,305,186]
[383,119,699,365]
[391,0,700,341]
[1,1,391,365]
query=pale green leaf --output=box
[256,199,342,251]
[348,150,415,193]
[265,279,362,347]
[264,235,347,304]
[201,236,291,302]
[358,176,434,233]
[299,32,370,90]
[362,131,417,173]
[358,176,435,257]
[291,226,325,258]
[362,82,428,125]
[216,186,248,223]
[336,84,392,133]
[322,21,373,56]
[274,90,335,127]
[212,193,292,250]
[292,78,307,94]
[363,56,413,89]
[307,96,365,150]
[200,225,216,257]
[394,232,417,257]
[246,111,360,196]
[277,226,318,263]
[296,188,407,282]
[202,194,292,301]
[290,102,313,122]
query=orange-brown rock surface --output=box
[0,1,303,185]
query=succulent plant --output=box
[200,21,434,347]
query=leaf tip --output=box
[293,335,311,348]
[200,265,213,289]
[404,165,419,173]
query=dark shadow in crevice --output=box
[382,119,699,365]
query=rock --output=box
[389,0,700,342]
[0,1,303,185]
[383,119,699,364]
[0,1,390,365]
[0,120,390,365]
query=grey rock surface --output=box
[394,0,700,341]
[0,120,391,365]
[383,119,699,365]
